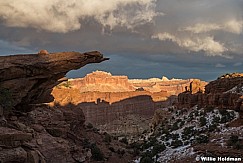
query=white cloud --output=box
[181,23,221,34]
[181,20,243,34]
[152,33,227,56]
[224,19,243,34]
[0,0,158,33]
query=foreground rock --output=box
[0,51,134,163]
[0,51,108,111]
[0,104,133,163]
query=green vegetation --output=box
[61,81,71,88]
[137,107,238,162]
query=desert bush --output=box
[208,123,218,132]
[140,156,153,163]
[62,81,71,88]
[120,137,128,144]
[86,123,93,129]
[199,117,207,127]
[180,120,185,127]
[227,135,241,149]
[91,144,104,161]
[104,132,112,144]
[195,134,209,144]
[219,110,235,123]
[171,139,183,148]
[171,122,179,131]
[182,126,195,140]
[151,143,166,157]
[171,133,179,140]
[205,106,214,113]
[212,116,220,123]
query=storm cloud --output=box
[0,0,242,80]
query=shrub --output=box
[195,134,209,144]
[180,120,185,127]
[104,133,112,144]
[199,117,207,127]
[151,143,166,157]
[140,156,153,163]
[182,126,195,140]
[86,123,93,129]
[212,116,220,123]
[91,144,104,161]
[171,139,183,148]
[227,135,241,149]
[62,81,71,88]
[171,122,179,131]
[205,106,214,113]
[208,124,218,132]
[120,137,128,144]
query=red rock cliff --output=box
[0,51,108,111]
[178,73,243,115]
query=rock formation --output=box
[38,50,49,55]
[178,73,243,121]
[70,70,134,92]
[0,51,108,111]
[52,71,207,136]
[0,51,136,163]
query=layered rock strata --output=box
[178,73,243,120]
[0,51,108,111]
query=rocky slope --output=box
[0,51,108,111]
[0,51,135,163]
[134,73,243,162]
[135,106,242,163]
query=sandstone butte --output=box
[0,51,108,111]
[53,70,207,105]
[52,71,207,135]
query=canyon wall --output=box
[178,73,243,119]
[52,71,207,135]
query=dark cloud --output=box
[0,0,242,80]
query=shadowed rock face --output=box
[0,51,108,111]
[178,73,243,121]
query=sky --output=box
[0,0,242,81]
